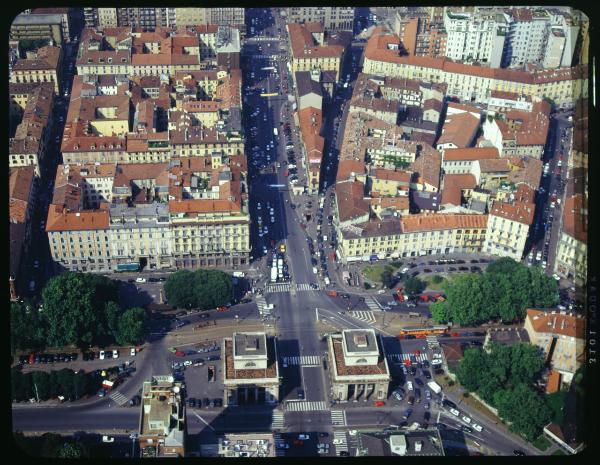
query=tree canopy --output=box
[10,300,46,354]
[430,258,558,326]
[403,276,426,295]
[117,307,148,346]
[164,269,233,309]
[454,343,552,441]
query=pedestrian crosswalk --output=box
[109,390,128,406]
[333,431,349,455]
[296,283,324,291]
[266,282,292,293]
[273,433,286,456]
[282,355,321,366]
[365,297,383,312]
[271,410,285,429]
[256,296,270,315]
[285,401,328,411]
[386,353,429,363]
[253,54,279,60]
[349,311,376,324]
[331,410,347,427]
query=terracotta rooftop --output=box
[287,22,344,59]
[331,337,390,377]
[546,370,561,394]
[336,159,367,182]
[401,213,488,233]
[489,183,536,225]
[478,158,510,173]
[371,168,412,184]
[223,338,278,381]
[561,194,587,243]
[13,45,61,71]
[46,207,110,232]
[437,112,480,148]
[408,147,442,190]
[335,180,370,222]
[506,156,542,190]
[443,147,499,162]
[526,309,586,339]
[168,199,241,215]
[441,174,477,206]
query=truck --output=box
[342,270,350,285]
[427,381,442,395]
[271,267,278,283]
[324,277,330,286]
[233,271,245,278]
[312,267,318,274]
[273,128,278,137]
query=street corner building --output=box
[327,329,391,402]
[138,375,186,458]
[222,332,281,407]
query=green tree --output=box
[431,275,444,285]
[192,269,233,310]
[10,300,46,353]
[164,270,196,308]
[486,257,521,275]
[445,274,487,325]
[55,442,87,458]
[545,391,568,424]
[117,307,148,345]
[381,269,395,289]
[430,301,449,323]
[55,368,76,401]
[31,371,51,401]
[39,433,63,458]
[72,370,89,400]
[454,347,488,392]
[104,301,122,342]
[403,277,425,295]
[41,272,119,348]
[494,384,552,441]
[509,343,545,386]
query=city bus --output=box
[398,325,449,338]
[260,92,279,97]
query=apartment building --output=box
[116,8,175,29]
[524,309,585,382]
[441,147,500,175]
[10,11,67,45]
[286,7,356,31]
[362,27,587,109]
[173,8,207,27]
[443,8,508,68]
[222,332,280,407]
[483,183,535,260]
[138,376,186,458]
[9,82,54,176]
[9,166,37,300]
[436,107,481,151]
[287,22,345,82]
[215,27,241,70]
[217,434,276,458]
[554,193,587,286]
[327,330,390,402]
[204,8,245,28]
[298,106,325,194]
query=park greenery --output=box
[402,276,426,295]
[10,272,149,353]
[14,432,89,458]
[453,343,552,441]
[11,367,99,403]
[164,269,233,309]
[429,258,558,326]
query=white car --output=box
[257,202,262,210]
[431,359,443,366]
[553,274,561,281]
[264,226,269,234]
[102,436,115,443]
[472,423,483,432]
[462,415,471,424]
[135,277,146,283]
[270,216,275,223]
[449,408,460,416]
[536,251,542,261]
[406,381,414,391]
[99,350,105,360]
[276,443,289,449]
[183,360,193,366]
[112,349,119,359]
[298,434,310,440]
[33,260,40,269]
[542,260,547,268]
[130,347,136,356]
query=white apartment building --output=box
[443,9,508,68]
[503,9,551,68]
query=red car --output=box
[451,332,460,337]
[175,350,186,357]
[293,440,304,447]
[374,400,386,407]
[217,306,228,312]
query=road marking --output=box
[282,355,321,366]
[265,283,292,293]
[108,390,128,406]
[192,411,215,431]
[273,433,287,456]
[386,353,429,362]
[365,297,382,312]
[271,410,285,429]
[331,410,347,427]
[285,401,328,411]
[349,311,376,324]
[333,431,348,454]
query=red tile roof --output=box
[401,213,488,233]
[562,194,587,243]
[443,147,499,162]
[437,112,480,148]
[526,309,586,339]
[336,180,370,222]
[441,174,477,206]
[287,22,344,59]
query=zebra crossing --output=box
[255,296,269,315]
[426,334,440,348]
[285,401,328,412]
[109,390,128,406]
[253,54,279,60]
[266,282,292,293]
[333,431,349,455]
[349,311,376,324]
[365,297,383,312]
[331,410,347,427]
[271,410,285,429]
[297,283,324,291]
[273,433,286,456]
[282,355,321,366]
[386,353,429,363]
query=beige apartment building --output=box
[10,45,62,93]
[327,329,390,402]
[362,27,587,109]
[286,7,355,31]
[554,194,587,286]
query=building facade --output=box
[286,7,355,31]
